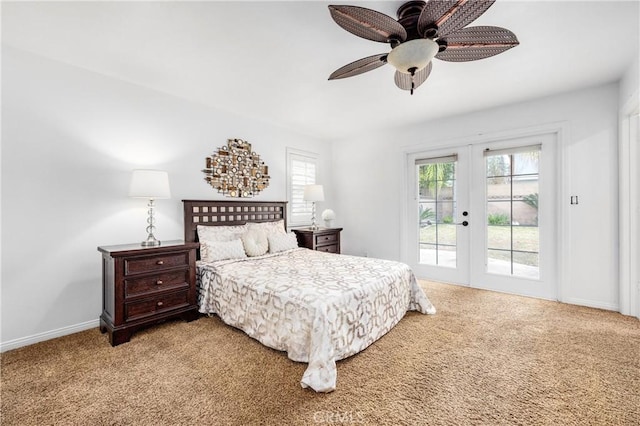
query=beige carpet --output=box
[1,281,639,425]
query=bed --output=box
[183,200,436,392]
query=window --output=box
[416,155,458,267]
[485,145,541,278]
[286,148,318,227]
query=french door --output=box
[406,133,558,300]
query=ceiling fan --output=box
[328,0,519,94]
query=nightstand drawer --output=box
[125,290,190,322]
[124,270,190,298]
[124,252,189,275]
[315,233,337,245]
[316,244,338,253]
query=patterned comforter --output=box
[197,248,436,392]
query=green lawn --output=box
[419,224,539,266]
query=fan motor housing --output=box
[397,0,428,40]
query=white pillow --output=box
[197,224,248,244]
[200,239,247,262]
[241,229,269,257]
[247,220,286,237]
[268,232,299,253]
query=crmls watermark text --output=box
[312,410,366,424]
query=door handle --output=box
[457,211,469,226]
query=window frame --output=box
[286,148,319,228]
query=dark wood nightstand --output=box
[97,240,200,346]
[293,228,342,254]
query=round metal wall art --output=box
[202,138,270,198]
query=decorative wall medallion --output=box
[202,138,270,198]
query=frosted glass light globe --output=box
[387,39,439,74]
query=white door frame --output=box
[401,123,567,300]
[619,91,639,318]
[469,134,558,300]
[405,145,471,285]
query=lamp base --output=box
[310,201,319,230]
[140,199,161,247]
[141,234,161,247]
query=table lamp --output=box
[129,170,171,246]
[303,184,324,230]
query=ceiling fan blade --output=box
[417,0,458,37]
[394,62,433,92]
[420,0,496,38]
[436,26,519,62]
[328,5,407,43]
[329,54,388,80]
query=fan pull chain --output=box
[409,67,417,95]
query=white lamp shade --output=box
[387,39,439,74]
[129,170,171,199]
[303,184,324,202]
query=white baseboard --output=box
[563,297,619,313]
[1,319,100,353]
[420,280,623,313]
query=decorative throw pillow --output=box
[268,232,299,253]
[241,229,269,257]
[197,224,248,244]
[247,220,286,237]
[200,239,247,263]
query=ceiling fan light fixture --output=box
[327,1,518,90]
[387,38,439,74]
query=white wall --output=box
[619,56,638,110]
[0,47,333,349]
[332,83,621,311]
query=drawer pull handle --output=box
[157,301,163,307]
[156,260,164,265]
[156,280,163,285]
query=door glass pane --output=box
[487,225,511,250]
[485,147,540,278]
[487,249,511,274]
[487,154,511,177]
[436,180,455,200]
[512,225,539,251]
[418,159,457,267]
[513,251,539,272]
[438,212,457,247]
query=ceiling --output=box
[2,1,639,140]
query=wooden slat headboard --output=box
[182,199,287,245]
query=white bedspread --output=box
[197,248,436,392]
